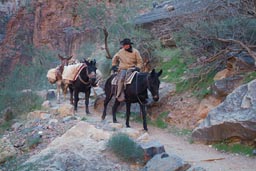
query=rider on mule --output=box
[111,38,143,102]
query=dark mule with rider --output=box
[101,68,162,131]
[68,59,97,114]
[46,54,72,103]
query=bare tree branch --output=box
[216,38,256,61]
[103,27,112,59]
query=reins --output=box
[78,67,92,86]
[78,75,91,85]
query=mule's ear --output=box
[90,60,94,66]
[151,68,156,75]
[58,54,64,60]
[67,56,73,60]
[84,58,88,64]
[90,59,96,65]
[150,68,156,76]
[158,69,163,77]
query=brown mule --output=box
[47,54,72,103]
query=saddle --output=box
[111,70,138,86]
[62,63,86,84]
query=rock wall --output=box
[0,0,98,79]
[0,6,34,79]
[33,0,97,56]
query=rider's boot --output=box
[116,80,125,102]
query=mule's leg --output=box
[140,104,148,131]
[125,102,131,128]
[112,99,120,123]
[62,83,69,101]
[69,86,74,105]
[56,81,61,104]
[85,89,91,114]
[102,94,113,120]
[74,90,79,112]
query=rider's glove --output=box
[111,65,118,72]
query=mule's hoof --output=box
[101,116,105,120]
[126,125,131,128]
[113,120,118,123]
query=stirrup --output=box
[117,92,125,102]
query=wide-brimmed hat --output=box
[120,38,133,45]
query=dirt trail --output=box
[83,106,256,171]
[50,96,256,171]
[147,125,256,171]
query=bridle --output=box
[78,66,96,86]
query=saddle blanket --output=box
[62,63,86,81]
[111,71,138,85]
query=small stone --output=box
[252,149,256,156]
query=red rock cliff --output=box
[0,0,97,78]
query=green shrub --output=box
[0,60,46,135]
[0,90,43,118]
[213,143,254,156]
[168,126,192,137]
[156,49,187,83]
[0,120,12,135]
[243,71,256,84]
[129,111,168,129]
[153,112,169,129]
[26,134,42,149]
[0,45,57,121]
[172,16,256,98]
[107,133,144,163]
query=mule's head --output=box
[148,69,162,101]
[84,59,97,86]
[58,54,73,67]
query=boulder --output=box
[192,79,256,144]
[21,122,131,171]
[196,95,221,121]
[140,140,165,162]
[211,75,243,100]
[142,152,191,171]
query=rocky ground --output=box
[1,91,256,171]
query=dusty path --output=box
[80,107,256,171]
[52,97,256,171]
[146,125,256,171]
